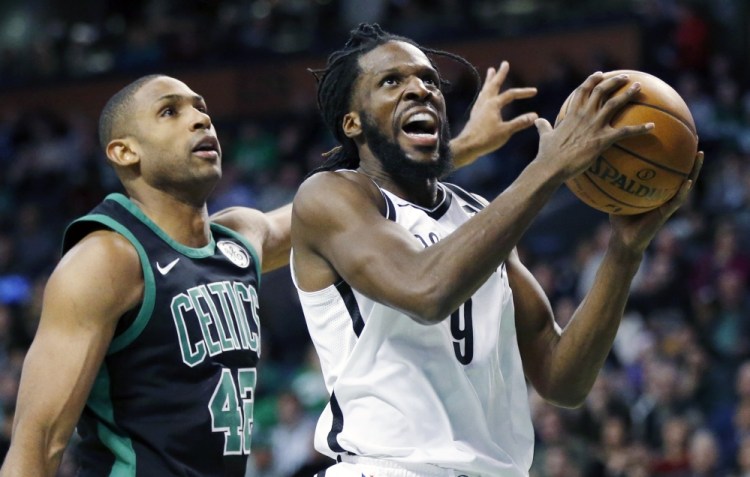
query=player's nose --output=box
[191,108,212,130]
[403,76,433,102]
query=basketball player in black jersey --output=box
[0,63,541,475]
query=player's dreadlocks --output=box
[308,23,481,177]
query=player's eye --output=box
[381,75,400,86]
[160,107,176,117]
[423,75,439,87]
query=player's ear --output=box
[107,138,140,167]
[342,112,362,139]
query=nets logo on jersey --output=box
[217,240,250,268]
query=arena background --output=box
[0,1,749,476]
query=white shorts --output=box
[315,455,482,477]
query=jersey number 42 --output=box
[209,368,256,455]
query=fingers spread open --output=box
[497,87,538,107]
[598,80,641,124]
[479,61,509,99]
[609,122,655,143]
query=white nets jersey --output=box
[292,180,534,476]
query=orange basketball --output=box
[555,70,698,215]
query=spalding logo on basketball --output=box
[556,70,698,215]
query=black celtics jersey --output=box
[62,193,262,476]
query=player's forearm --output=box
[449,134,481,169]
[545,245,643,406]
[1,438,63,477]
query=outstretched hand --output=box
[451,61,538,168]
[609,151,704,255]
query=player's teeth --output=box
[406,113,432,124]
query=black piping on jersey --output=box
[443,182,486,213]
[326,282,363,457]
[374,181,454,221]
[381,190,397,222]
[326,391,347,453]
[395,183,453,220]
[334,281,365,337]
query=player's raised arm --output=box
[0,231,142,477]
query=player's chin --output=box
[406,147,442,165]
[198,160,223,181]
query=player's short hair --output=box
[308,23,480,176]
[98,74,164,151]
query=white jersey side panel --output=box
[292,182,534,476]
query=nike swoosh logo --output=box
[156,258,180,275]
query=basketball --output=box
[555,70,698,215]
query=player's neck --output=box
[129,189,211,248]
[358,167,440,208]
[397,177,440,208]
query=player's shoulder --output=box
[64,228,140,266]
[211,206,266,231]
[47,228,143,325]
[53,229,142,295]
[297,169,371,194]
[295,170,380,214]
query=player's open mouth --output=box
[401,111,439,147]
[192,136,220,160]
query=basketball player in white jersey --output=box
[290,24,703,477]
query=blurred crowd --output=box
[0,0,641,87]
[0,0,749,476]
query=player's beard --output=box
[360,112,453,181]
